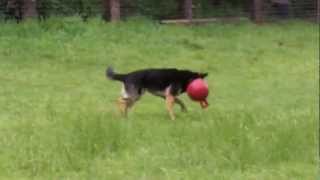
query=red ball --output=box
[187,78,209,101]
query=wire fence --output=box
[0,0,318,23]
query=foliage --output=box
[0,0,250,20]
[135,0,179,19]
[0,0,317,20]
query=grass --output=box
[0,17,318,179]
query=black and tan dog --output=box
[106,67,208,120]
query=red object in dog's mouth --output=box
[187,78,209,108]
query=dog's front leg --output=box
[175,98,187,112]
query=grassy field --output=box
[0,18,318,179]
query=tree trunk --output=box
[22,0,37,18]
[110,0,120,22]
[252,0,263,24]
[184,0,192,20]
[317,0,320,22]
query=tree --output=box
[184,0,192,19]
[252,0,263,23]
[5,0,23,22]
[110,0,120,21]
[317,0,320,22]
[22,0,38,18]
[103,0,120,22]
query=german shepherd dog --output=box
[106,67,208,120]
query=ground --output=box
[0,17,318,179]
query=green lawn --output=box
[0,18,318,179]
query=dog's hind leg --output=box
[117,84,140,117]
[165,95,176,120]
[164,87,176,120]
[118,97,134,117]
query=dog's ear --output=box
[199,73,208,78]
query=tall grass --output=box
[0,17,318,179]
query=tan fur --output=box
[165,86,176,120]
[117,97,134,117]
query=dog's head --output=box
[181,70,208,85]
[198,72,208,79]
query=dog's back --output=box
[106,67,206,94]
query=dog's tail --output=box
[106,66,126,82]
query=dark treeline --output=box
[0,0,317,22]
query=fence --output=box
[0,0,319,23]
